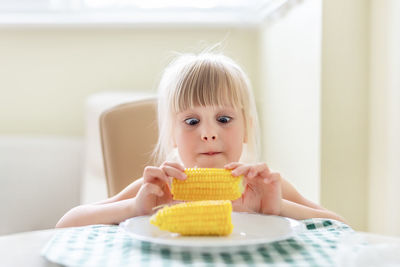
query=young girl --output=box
[56,52,345,228]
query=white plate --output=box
[120,212,304,249]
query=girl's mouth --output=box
[202,152,221,156]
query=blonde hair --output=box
[153,52,260,165]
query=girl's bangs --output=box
[171,62,245,113]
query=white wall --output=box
[368,0,400,235]
[260,0,372,232]
[0,28,259,136]
[260,0,322,204]
[0,136,82,234]
[321,0,369,231]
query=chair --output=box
[100,97,158,197]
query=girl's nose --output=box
[202,135,217,141]
[201,122,218,141]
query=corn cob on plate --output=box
[120,212,303,249]
[150,200,233,236]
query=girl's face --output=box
[173,105,245,168]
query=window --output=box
[0,0,288,26]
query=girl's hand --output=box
[225,162,282,215]
[134,161,186,216]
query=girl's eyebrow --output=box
[216,107,237,115]
[177,111,199,118]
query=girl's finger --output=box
[232,199,254,213]
[140,182,164,197]
[162,161,185,172]
[143,166,169,184]
[224,162,242,169]
[161,165,187,180]
[252,163,272,178]
[263,172,281,184]
[247,166,257,178]
[231,165,251,177]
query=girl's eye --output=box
[217,116,232,123]
[184,118,199,125]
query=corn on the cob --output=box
[150,200,233,236]
[171,168,242,201]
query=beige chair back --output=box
[100,97,158,197]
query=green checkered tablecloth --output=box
[42,218,353,266]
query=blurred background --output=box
[0,0,399,236]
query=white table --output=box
[1,227,399,267]
[0,229,62,267]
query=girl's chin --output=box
[192,159,228,168]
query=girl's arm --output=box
[56,161,186,228]
[55,178,144,228]
[281,178,324,210]
[226,162,347,223]
[280,199,346,222]
[55,197,141,227]
[280,178,347,223]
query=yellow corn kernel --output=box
[171,168,242,201]
[150,200,233,236]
